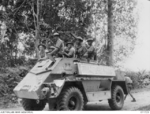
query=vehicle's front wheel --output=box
[22,99,46,111]
[108,85,124,110]
[48,98,58,111]
[58,87,84,110]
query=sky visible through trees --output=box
[123,0,150,71]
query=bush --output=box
[27,58,38,66]
[124,70,150,89]
[0,66,30,107]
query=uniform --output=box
[55,38,64,54]
[64,47,75,58]
[39,50,46,59]
[124,76,136,102]
[86,45,95,60]
[38,44,47,60]
[50,37,64,57]
[84,38,95,62]
[73,36,87,59]
[75,44,86,59]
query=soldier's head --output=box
[52,32,60,42]
[38,44,46,51]
[75,37,83,45]
[66,42,73,49]
[87,38,94,46]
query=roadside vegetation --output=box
[126,70,150,89]
[136,105,150,111]
[0,59,36,108]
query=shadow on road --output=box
[84,103,111,111]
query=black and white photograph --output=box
[0,0,150,112]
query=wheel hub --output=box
[68,97,77,110]
[116,93,121,103]
[70,100,75,106]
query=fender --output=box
[111,80,128,94]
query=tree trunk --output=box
[35,31,40,59]
[107,0,113,66]
[35,0,40,59]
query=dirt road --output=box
[1,88,150,111]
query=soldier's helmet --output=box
[87,38,94,42]
[66,42,73,46]
[76,36,83,42]
[53,32,60,36]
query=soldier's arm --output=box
[81,46,88,56]
[50,47,59,55]
[63,48,74,57]
[50,39,62,55]
[67,48,74,57]
[38,52,47,61]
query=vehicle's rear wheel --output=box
[108,85,124,110]
[22,99,46,111]
[57,87,84,110]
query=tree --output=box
[88,0,138,67]
[107,0,113,66]
[35,0,40,58]
[0,0,138,67]
[0,0,94,66]
[112,0,138,67]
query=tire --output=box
[108,85,124,110]
[48,99,57,111]
[22,99,46,111]
[57,87,84,110]
[83,101,88,110]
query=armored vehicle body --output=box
[14,58,128,110]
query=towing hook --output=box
[36,100,40,104]
[42,87,50,97]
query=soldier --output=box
[49,33,64,57]
[38,44,47,60]
[63,42,75,58]
[74,36,86,59]
[84,38,95,62]
[124,76,136,102]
